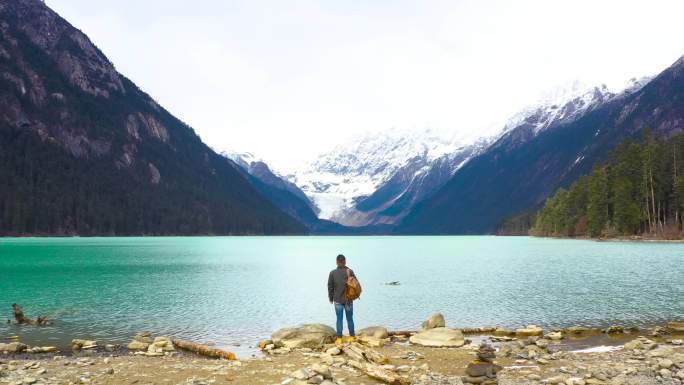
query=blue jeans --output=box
[334,302,355,337]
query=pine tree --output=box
[587,166,610,237]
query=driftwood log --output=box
[388,327,497,336]
[343,342,389,365]
[11,304,51,326]
[347,359,410,385]
[342,343,408,384]
[460,326,497,334]
[171,339,236,360]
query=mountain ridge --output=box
[397,54,684,234]
[0,0,306,235]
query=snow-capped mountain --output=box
[397,64,672,235]
[500,81,614,138]
[493,78,653,150]
[286,78,654,227]
[288,128,479,221]
[335,137,491,226]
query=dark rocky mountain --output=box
[0,0,305,235]
[397,55,684,234]
[223,153,320,227]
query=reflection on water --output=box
[1,236,683,356]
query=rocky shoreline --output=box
[2,316,684,385]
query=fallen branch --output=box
[171,339,236,360]
[11,304,51,326]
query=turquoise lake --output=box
[1,236,683,356]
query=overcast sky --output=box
[48,0,684,172]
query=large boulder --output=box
[272,324,336,349]
[0,342,27,353]
[357,326,389,339]
[409,327,465,347]
[421,313,446,331]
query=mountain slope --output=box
[223,152,320,227]
[0,0,305,235]
[397,56,684,234]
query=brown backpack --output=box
[345,268,362,301]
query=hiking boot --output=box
[335,337,343,344]
[348,336,356,343]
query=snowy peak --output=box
[308,127,468,176]
[290,127,477,219]
[619,76,654,96]
[499,76,655,141]
[221,150,260,170]
[502,81,615,136]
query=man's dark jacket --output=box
[328,266,356,304]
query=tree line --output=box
[531,130,684,239]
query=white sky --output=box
[48,0,684,172]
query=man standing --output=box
[328,254,356,344]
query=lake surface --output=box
[1,236,683,356]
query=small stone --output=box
[133,332,153,344]
[311,364,332,380]
[660,359,674,369]
[547,331,563,340]
[325,347,340,356]
[545,376,566,384]
[535,339,550,349]
[604,325,624,334]
[127,341,149,351]
[291,369,312,380]
[421,313,446,330]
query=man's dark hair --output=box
[336,254,346,262]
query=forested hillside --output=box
[0,0,305,235]
[531,131,684,239]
